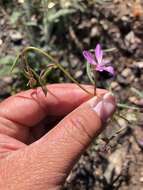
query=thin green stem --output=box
[11,46,93,96]
[93,69,97,96]
[40,64,56,80]
[24,47,93,95]
[10,53,21,72]
[117,103,139,110]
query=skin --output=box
[0,83,115,190]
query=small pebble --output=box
[2,77,13,84]
[121,68,132,78]
[110,81,121,90]
[134,62,143,69]
[10,31,22,42]
[75,70,83,78]
[0,39,3,46]
[90,27,100,37]
[117,118,127,128]
[140,177,143,183]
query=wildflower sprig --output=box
[11,44,141,153]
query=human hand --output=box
[0,83,116,190]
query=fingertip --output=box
[88,92,116,123]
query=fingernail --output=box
[89,93,116,123]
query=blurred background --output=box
[0,0,143,189]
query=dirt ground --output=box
[0,1,143,189]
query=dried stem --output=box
[11,46,93,96]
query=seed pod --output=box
[29,78,37,88]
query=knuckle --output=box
[65,114,92,145]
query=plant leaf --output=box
[10,12,21,25]
[48,8,76,22]
[0,65,18,77]
[0,55,15,65]
[131,87,143,98]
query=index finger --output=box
[0,83,107,127]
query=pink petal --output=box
[96,64,104,72]
[104,66,114,75]
[83,50,96,65]
[101,59,110,66]
[95,44,103,64]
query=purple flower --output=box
[83,44,114,75]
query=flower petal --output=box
[101,59,110,66]
[96,64,104,72]
[83,50,96,65]
[95,44,103,64]
[104,66,114,75]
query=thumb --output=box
[2,93,116,190]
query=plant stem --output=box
[117,103,140,110]
[93,69,97,96]
[40,64,56,80]
[11,46,93,96]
